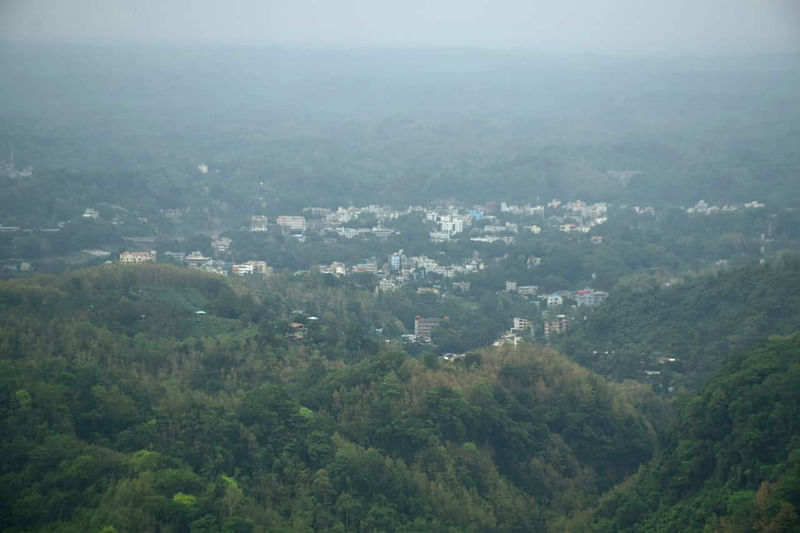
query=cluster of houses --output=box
[114,199,614,327]
[249,206,400,240]
[493,317,534,347]
[686,200,765,215]
[312,249,486,293]
[493,286,609,344]
[503,282,609,309]
[120,247,273,278]
[117,245,488,283]
[241,198,610,246]
[554,200,608,234]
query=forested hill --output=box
[556,255,800,389]
[0,265,665,532]
[581,333,800,532]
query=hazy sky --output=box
[1,0,799,53]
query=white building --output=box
[232,260,269,276]
[575,289,609,307]
[212,237,232,253]
[232,263,254,276]
[120,250,157,264]
[439,214,465,236]
[276,215,307,232]
[512,317,532,331]
[378,279,396,292]
[544,315,570,339]
[185,251,212,268]
[250,216,269,232]
[430,231,451,242]
[517,285,538,296]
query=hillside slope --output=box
[557,256,800,389]
[581,333,800,532]
[0,265,664,532]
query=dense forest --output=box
[556,255,800,388]
[1,265,665,532]
[1,261,798,531]
[584,333,800,532]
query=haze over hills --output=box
[1,5,800,530]
[1,45,799,213]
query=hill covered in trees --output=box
[0,265,666,532]
[581,333,800,532]
[556,255,800,389]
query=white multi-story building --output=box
[575,289,609,307]
[414,316,443,343]
[232,263,254,276]
[517,285,538,296]
[544,315,570,339]
[212,237,232,253]
[185,251,212,268]
[120,250,157,264]
[439,214,465,235]
[430,231,451,242]
[276,216,306,232]
[378,279,396,292]
[250,216,269,232]
[512,317,532,331]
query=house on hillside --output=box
[120,250,157,264]
[414,316,445,343]
[575,289,609,307]
[289,322,307,341]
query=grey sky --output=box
[1,0,799,53]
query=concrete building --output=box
[212,237,232,253]
[389,251,407,271]
[517,285,538,296]
[512,317,532,331]
[352,259,378,274]
[232,263,254,276]
[120,250,157,264]
[575,289,609,307]
[250,216,269,232]
[232,261,270,276]
[276,215,306,233]
[544,315,571,339]
[414,316,444,343]
[184,251,212,268]
[378,279,396,292]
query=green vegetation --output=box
[581,333,800,532]
[1,45,799,532]
[557,255,800,389]
[0,265,665,532]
